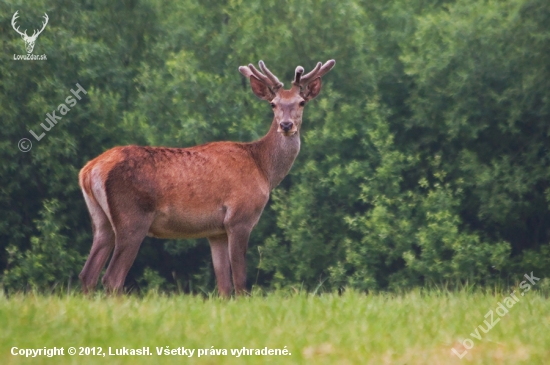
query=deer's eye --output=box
[270,103,276,108]
[299,101,306,107]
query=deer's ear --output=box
[301,78,322,101]
[249,76,275,101]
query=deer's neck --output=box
[250,120,301,191]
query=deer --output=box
[11,11,49,54]
[78,59,335,297]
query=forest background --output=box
[1,0,549,294]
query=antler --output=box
[293,60,336,88]
[239,60,284,92]
[31,13,49,38]
[11,11,28,37]
[11,11,48,39]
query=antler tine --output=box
[238,65,254,78]
[40,14,49,29]
[300,62,322,85]
[11,10,18,25]
[300,60,336,86]
[293,66,304,86]
[11,11,28,37]
[259,61,283,90]
[318,59,336,76]
[34,13,49,37]
[247,63,272,85]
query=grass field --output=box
[0,289,548,364]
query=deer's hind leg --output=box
[79,193,115,294]
[101,214,154,294]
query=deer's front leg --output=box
[208,234,232,298]
[227,226,251,296]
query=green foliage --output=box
[1,0,549,293]
[2,200,82,291]
[138,267,168,293]
[397,0,550,281]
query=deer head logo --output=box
[11,11,49,54]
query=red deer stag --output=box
[79,59,335,296]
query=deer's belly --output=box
[147,205,226,239]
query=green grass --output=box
[0,289,548,364]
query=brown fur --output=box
[79,60,334,296]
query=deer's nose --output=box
[280,121,293,132]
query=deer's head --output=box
[11,11,49,54]
[239,60,335,136]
